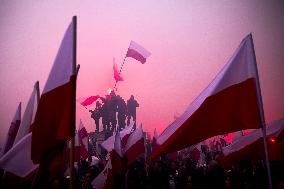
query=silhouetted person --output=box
[109,91,118,132]
[89,101,102,132]
[100,96,110,131]
[127,95,139,129]
[117,95,127,131]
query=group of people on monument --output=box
[89,91,139,132]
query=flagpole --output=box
[113,49,128,91]
[34,81,40,104]
[69,15,77,189]
[250,33,272,189]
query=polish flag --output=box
[101,122,134,152]
[221,118,284,165]
[1,103,21,156]
[151,34,262,159]
[78,120,89,160]
[67,121,89,162]
[126,41,151,64]
[31,17,77,163]
[124,124,145,165]
[92,132,124,189]
[113,57,124,82]
[0,133,38,177]
[79,95,100,106]
[14,82,39,145]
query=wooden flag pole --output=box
[113,49,128,91]
[69,15,77,189]
[250,33,272,189]
[34,81,40,104]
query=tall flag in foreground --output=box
[92,132,124,189]
[124,124,145,165]
[79,95,100,107]
[31,17,77,163]
[14,82,39,145]
[0,133,38,177]
[221,118,284,166]
[151,34,262,159]
[126,41,151,64]
[113,57,124,82]
[1,103,21,156]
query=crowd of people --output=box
[76,140,284,189]
[89,91,139,133]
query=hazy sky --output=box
[0,0,283,147]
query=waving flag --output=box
[221,118,284,165]
[124,124,145,165]
[1,103,21,156]
[78,120,89,160]
[113,57,124,82]
[14,82,39,145]
[92,132,124,189]
[79,95,100,106]
[151,34,262,159]
[126,41,151,64]
[101,122,134,152]
[31,17,77,163]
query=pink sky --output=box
[0,1,283,147]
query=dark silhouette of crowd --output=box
[75,143,284,189]
[2,139,284,189]
[89,92,139,133]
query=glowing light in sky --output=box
[108,88,112,95]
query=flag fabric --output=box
[124,124,145,165]
[220,118,284,166]
[113,57,124,82]
[78,120,89,160]
[151,34,262,159]
[92,159,112,189]
[1,103,21,156]
[101,122,134,152]
[92,132,124,189]
[14,84,39,145]
[0,133,38,177]
[79,95,100,106]
[66,123,88,162]
[126,41,151,64]
[31,18,76,163]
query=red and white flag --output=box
[113,57,124,82]
[31,17,77,163]
[126,41,151,64]
[124,124,145,165]
[79,95,100,106]
[14,82,39,145]
[101,122,134,152]
[221,118,284,164]
[1,103,21,156]
[92,131,124,189]
[78,120,89,160]
[67,120,89,162]
[0,133,38,177]
[151,34,262,159]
